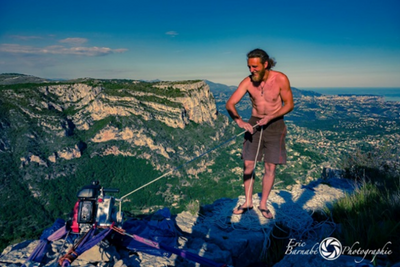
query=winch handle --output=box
[102,188,120,193]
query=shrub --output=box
[326,146,400,263]
[185,200,200,216]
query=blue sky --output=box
[1,0,399,87]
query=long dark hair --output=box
[247,48,276,70]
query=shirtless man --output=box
[226,48,294,219]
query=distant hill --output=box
[0,73,51,85]
[291,87,321,97]
[205,80,236,93]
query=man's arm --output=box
[226,78,255,133]
[274,73,294,117]
[257,73,294,126]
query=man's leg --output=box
[243,160,256,207]
[233,160,255,214]
[259,162,275,219]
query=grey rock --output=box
[78,242,119,263]
[0,240,39,264]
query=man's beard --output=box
[251,68,266,83]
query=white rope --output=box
[117,123,260,216]
[243,126,264,209]
[241,125,272,259]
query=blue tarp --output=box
[22,219,67,267]
[24,208,226,267]
[120,207,178,257]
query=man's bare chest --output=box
[248,84,281,103]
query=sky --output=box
[0,0,399,87]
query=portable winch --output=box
[71,181,123,233]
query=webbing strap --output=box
[112,226,227,267]
[60,226,113,267]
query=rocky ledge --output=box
[1,175,357,267]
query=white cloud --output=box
[9,35,43,41]
[0,44,39,54]
[165,31,179,37]
[59,38,88,45]
[0,43,127,57]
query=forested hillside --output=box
[0,75,243,250]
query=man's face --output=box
[247,57,267,83]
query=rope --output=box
[117,123,260,214]
[243,126,264,209]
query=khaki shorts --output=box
[242,116,287,164]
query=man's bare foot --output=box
[232,204,253,215]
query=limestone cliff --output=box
[33,80,217,132]
[1,79,221,167]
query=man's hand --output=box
[237,119,254,134]
[257,116,273,126]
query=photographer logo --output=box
[319,237,342,260]
[285,237,392,263]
